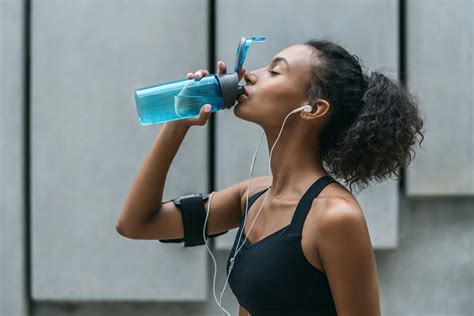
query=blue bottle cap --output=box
[217,36,267,109]
[234,36,267,73]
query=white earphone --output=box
[203,104,313,315]
[291,104,313,114]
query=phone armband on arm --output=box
[158,193,228,247]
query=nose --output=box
[244,71,257,85]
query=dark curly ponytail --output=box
[304,39,426,194]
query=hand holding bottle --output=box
[173,61,246,128]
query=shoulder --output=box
[308,186,368,250]
[311,179,364,227]
[310,193,372,261]
[309,193,380,314]
[319,196,365,231]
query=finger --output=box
[196,104,212,125]
[186,72,193,79]
[201,104,211,116]
[202,104,212,114]
[194,69,209,79]
[217,61,227,75]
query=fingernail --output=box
[204,105,211,112]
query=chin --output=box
[233,102,243,118]
[233,101,253,122]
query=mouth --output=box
[237,87,250,103]
[238,93,249,102]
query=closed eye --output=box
[268,70,279,75]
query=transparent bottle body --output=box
[135,75,224,125]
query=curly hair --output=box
[304,39,426,194]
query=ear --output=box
[300,98,330,120]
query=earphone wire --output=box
[203,105,308,315]
[202,130,264,316]
[217,129,264,311]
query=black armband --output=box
[158,193,228,247]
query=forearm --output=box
[117,121,189,232]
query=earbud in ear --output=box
[302,105,313,113]
[290,104,313,113]
[291,104,313,114]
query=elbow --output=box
[115,220,136,239]
[116,223,130,238]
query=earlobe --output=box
[300,110,316,121]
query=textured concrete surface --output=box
[31,0,210,301]
[34,250,240,316]
[376,195,474,315]
[0,1,27,316]
[406,0,474,196]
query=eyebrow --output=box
[271,57,290,68]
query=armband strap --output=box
[158,193,228,247]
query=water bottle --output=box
[134,36,266,125]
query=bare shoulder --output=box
[309,184,380,315]
[314,181,362,217]
[308,182,366,246]
[319,190,363,228]
[319,196,365,229]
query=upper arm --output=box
[317,199,381,316]
[123,176,270,240]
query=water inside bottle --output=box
[174,95,222,117]
[136,77,224,125]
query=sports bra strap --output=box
[287,175,336,234]
[241,187,270,218]
[240,175,337,234]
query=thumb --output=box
[203,104,212,113]
[197,104,212,125]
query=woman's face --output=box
[233,44,315,128]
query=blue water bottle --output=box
[134,36,266,125]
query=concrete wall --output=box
[1,1,27,316]
[406,0,474,196]
[376,195,474,315]
[0,0,472,315]
[31,0,210,304]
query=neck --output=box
[262,121,328,200]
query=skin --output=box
[190,44,381,315]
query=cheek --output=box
[261,81,301,109]
[233,79,303,123]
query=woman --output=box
[116,39,425,315]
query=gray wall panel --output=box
[31,0,209,301]
[214,0,400,250]
[0,1,28,315]
[406,0,474,196]
[376,197,474,315]
[34,250,240,316]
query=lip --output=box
[242,87,250,97]
[238,94,248,102]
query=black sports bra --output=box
[226,175,338,315]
